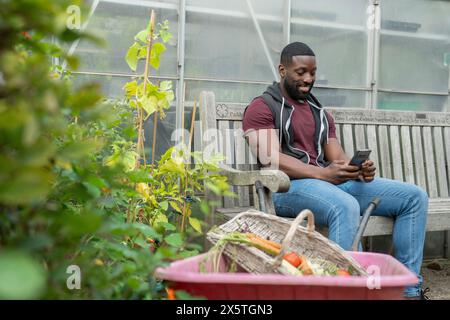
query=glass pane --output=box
[377,92,448,112]
[185,0,283,81]
[291,0,370,88]
[73,73,131,98]
[72,73,177,162]
[312,88,367,108]
[379,0,450,93]
[145,106,176,163]
[186,80,267,104]
[72,74,178,101]
[75,0,178,76]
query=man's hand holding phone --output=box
[348,149,376,183]
[321,160,360,185]
[321,150,376,184]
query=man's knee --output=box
[327,196,360,226]
[408,185,429,210]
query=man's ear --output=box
[278,64,286,78]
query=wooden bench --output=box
[198,91,450,257]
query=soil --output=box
[421,259,450,300]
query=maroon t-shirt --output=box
[242,96,337,166]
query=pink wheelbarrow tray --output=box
[155,198,418,300]
[155,251,418,300]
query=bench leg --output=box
[362,237,374,252]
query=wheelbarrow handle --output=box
[351,197,381,251]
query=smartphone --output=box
[349,149,372,168]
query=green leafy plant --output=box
[123,12,174,166]
[121,12,232,235]
[0,1,232,300]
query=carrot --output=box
[246,233,281,250]
[246,234,281,256]
[166,288,176,300]
[216,232,282,256]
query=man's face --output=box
[279,55,316,100]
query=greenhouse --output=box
[1,0,450,302]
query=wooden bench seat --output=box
[198,91,450,257]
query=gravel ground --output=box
[421,259,450,300]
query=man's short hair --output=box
[280,42,315,66]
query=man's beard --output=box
[283,77,314,101]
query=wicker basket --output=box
[206,209,368,276]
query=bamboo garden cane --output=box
[136,9,156,169]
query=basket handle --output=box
[270,209,315,269]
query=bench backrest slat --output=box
[445,128,450,196]
[342,124,354,157]
[433,127,449,197]
[411,126,428,192]
[218,120,235,208]
[377,125,392,179]
[335,123,342,144]
[400,126,415,185]
[233,121,251,207]
[366,125,380,178]
[423,127,438,197]
[390,126,404,181]
[354,125,366,150]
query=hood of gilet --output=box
[246,82,330,168]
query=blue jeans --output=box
[272,177,428,298]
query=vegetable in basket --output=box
[208,231,353,277]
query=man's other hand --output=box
[360,160,376,182]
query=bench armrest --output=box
[219,164,290,193]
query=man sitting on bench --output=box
[242,42,429,299]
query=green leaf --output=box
[62,211,103,236]
[158,158,185,176]
[130,223,162,241]
[82,181,101,198]
[158,20,172,43]
[159,29,172,43]
[135,29,149,43]
[23,114,39,146]
[65,55,79,70]
[149,43,166,70]
[58,139,104,161]
[188,217,202,233]
[139,95,157,116]
[205,181,221,195]
[0,169,53,205]
[123,80,138,98]
[68,84,103,114]
[127,277,141,290]
[138,46,147,59]
[159,80,172,92]
[86,176,108,189]
[177,249,199,259]
[125,42,141,72]
[159,201,168,211]
[175,290,206,300]
[159,222,176,231]
[0,251,47,299]
[152,212,169,233]
[169,201,182,213]
[164,233,183,247]
[133,237,147,248]
[200,201,210,215]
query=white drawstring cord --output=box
[280,97,285,146]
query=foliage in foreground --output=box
[0,0,230,299]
